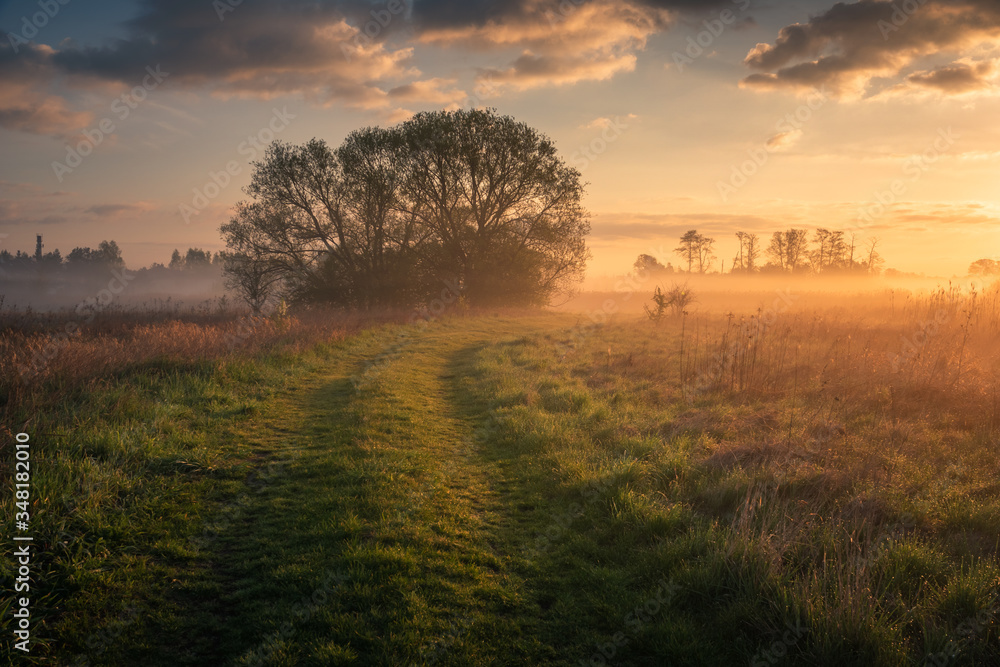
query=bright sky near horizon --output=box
[1,0,999,277]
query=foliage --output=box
[633,253,673,275]
[644,283,694,321]
[66,240,124,268]
[221,108,590,310]
[3,289,1000,664]
[970,258,1000,276]
[674,229,715,273]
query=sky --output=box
[1,0,999,278]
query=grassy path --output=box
[128,314,576,665]
[21,312,997,665]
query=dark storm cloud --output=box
[48,0,411,103]
[742,0,1000,98]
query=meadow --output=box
[1,281,998,665]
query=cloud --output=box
[766,129,802,151]
[420,0,676,91]
[85,202,156,218]
[409,0,735,32]
[0,43,93,137]
[413,0,743,92]
[741,0,1000,99]
[0,0,446,135]
[589,211,777,241]
[905,58,997,94]
[387,77,466,106]
[581,114,638,129]
[50,1,416,108]
[0,183,165,227]
[0,0,747,136]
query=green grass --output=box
[2,313,998,665]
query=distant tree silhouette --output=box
[766,231,788,270]
[969,258,1000,276]
[184,248,213,270]
[169,249,184,270]
[675,230,698,273]
[697,235,716,273]
[810,229,850,273]
[865,237,885,275]
[220,249,284,314]
[633,254,672,275]
[675,230,714,273]
[67,240,124,268]
[733,231,760,273]
[785,229,809,271]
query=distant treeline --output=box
[0,243,227,311]
[636,228,999,277]
[0,243,224,279]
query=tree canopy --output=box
[221,108,590,310]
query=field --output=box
[2,283,999,665]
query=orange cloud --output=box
[0,45,92,137]
[742,0,1000,100]
[420,0,673,91]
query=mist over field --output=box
[3,0,1000,664]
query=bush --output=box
[644,283,694,321]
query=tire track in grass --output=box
[339,317,554,665]
[122,315,574,665]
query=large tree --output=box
[394,108,589,305]
[221,109,589,309]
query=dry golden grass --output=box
[0,302,409,426]
[597,281,1000,433]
